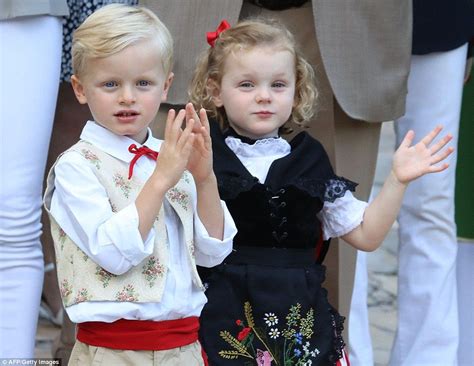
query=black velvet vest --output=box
[211,121,357,250]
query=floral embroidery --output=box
[58,228,67,250]
[219,301,319,365]
[237,327,252,341]
[75,246,89,262]
[167,187,189,211]
[269,328,280,339]
[81,148,101,169]
[113,173,132,198]
[218,330,254,361]
[264,313,279,326]
[115,284,139,302]
[74,288,91,304]
[60,279,72,299]
[142,256,165,287]
[95,266,116,288]
[257,349,274,366]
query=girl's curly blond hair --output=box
[189,17,318,133]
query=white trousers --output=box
[457,240,474,365]
[348,251,374,366]
[0,15,62,358]
[389,44,467,366]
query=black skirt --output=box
[199,247,345,366]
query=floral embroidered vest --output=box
[44,140,203,308]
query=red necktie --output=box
[128,144,159,179]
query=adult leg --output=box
[348,251,374,366]
[0,15,62,358]
[457,240,474,365]
[389,44,466,366]
[455,61,474,366]
[333,100,380,348]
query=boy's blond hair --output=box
[189,18,318,132]
[72,4,173,78]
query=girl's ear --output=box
[71,75,88,104]
[207,79,223,107]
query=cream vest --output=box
[44,140,203,308]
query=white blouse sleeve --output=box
[316,190,368,240]
[49,152,155,275]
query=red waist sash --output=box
[77,316,200,351]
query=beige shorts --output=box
[68,339,206,366]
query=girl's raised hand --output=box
[154,108,195,189]
[392,125,454,184]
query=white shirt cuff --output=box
[101,204,154,265]
[193,200,236,267]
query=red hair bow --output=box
[206,20,231,47]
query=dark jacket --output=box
[412,0,474,54]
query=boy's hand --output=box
[153,109,195,189]
[184,103,214,185]
[392,125,454,184]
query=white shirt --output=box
[49,121,237,323]
[225,136,368,240]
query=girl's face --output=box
[211,45,296,139]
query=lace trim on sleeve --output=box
[292,176,357,203]
[324,178,358,202]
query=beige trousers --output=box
[68,339,206,366]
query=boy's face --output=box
[210,45,296,140]
[71,39,173,144]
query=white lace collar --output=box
[224,135,291,158]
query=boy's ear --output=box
[160,72,174,102]
[70,75,88,104]
[207,79,223,107]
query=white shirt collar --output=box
[80,121,162,163]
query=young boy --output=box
[43,4,236,365]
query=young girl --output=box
[189,18,453,366]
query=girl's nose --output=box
[255,88,271,103]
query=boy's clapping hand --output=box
[184,103,215,185]
[154,108,195,189]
